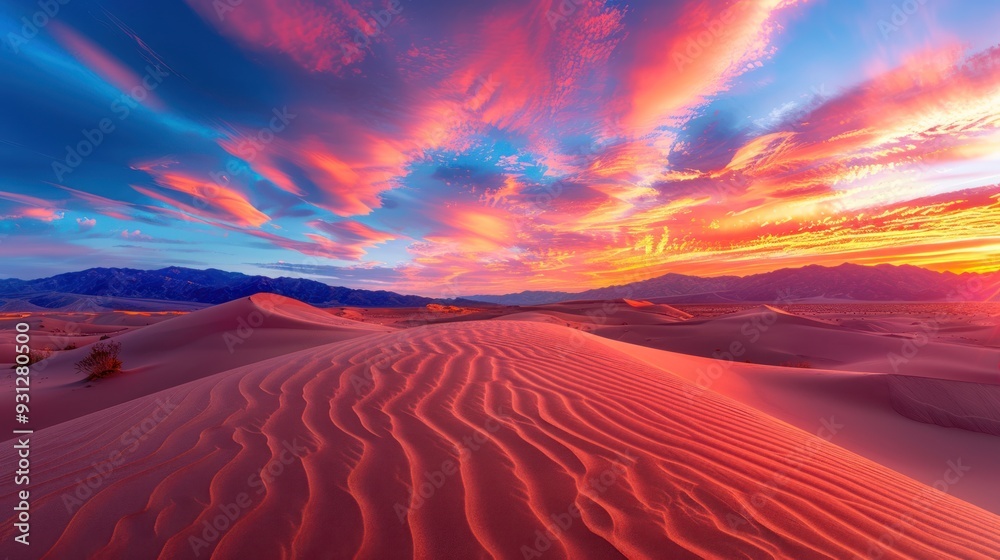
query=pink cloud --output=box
[50,22,167,110]
[0,191,64,222]
[121,229,152,240]
[132,162,271,227]
[184,0,385,73]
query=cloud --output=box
[255,261,407,287]
[121,229,152,240]
[132,161,271,227]
[183,0,380,73]
[614,0,803,135]
[716,45,1000,214]
[50,21,167,110]
[0,191,65,222]
[244,228,373,261]
[77,217,97,231]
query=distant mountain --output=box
[3,264,997,311]
[0,267,477,310]
[469,264,1000,305]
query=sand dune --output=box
[2,321,997,559]
[539,299,692,323]
[1,293,391,431]
[623,298,694,318]
[604,337,1000,514]
[0,313,169,376]
[599,305,1000,383]
[416,299,693,330]
[0,293,209,313]
[887,375,1000,437]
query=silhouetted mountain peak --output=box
[0,267,475,310]
[469,264,1000,304]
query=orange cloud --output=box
[618,0,802,134]
[132,163,270,227]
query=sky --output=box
[1,0,999,296]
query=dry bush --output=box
[10,349,51,369]
[779,360,813,369]
[29,349,51,364]
[75,341,123,380]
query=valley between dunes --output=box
[1,294,998,559]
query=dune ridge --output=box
[888,375,1000,436]
[595,305,1000,383]
[2,293,392,432]
[597,333,1000,515]
[2,320,998,559]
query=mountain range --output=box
[0,267,468,311]
[1,263,997,311]
[470,263,1000,305]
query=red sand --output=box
[591,304,1000,382]
[2,308,999,558]
[2,294,392,431]
[604,335,1000,515]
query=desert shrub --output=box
[99,335,111,340]
[10,349,51,369]
[779,360,813,369]
[65,343,78,350]
[31,349,51,364]
[75,341,123,380]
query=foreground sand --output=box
[2,311,999,559]
[1,295,392,431]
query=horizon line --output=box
[3,261,999,299]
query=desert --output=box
[1,293,998,559]
[3,0,1000,557]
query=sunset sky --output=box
[2,0,999,295]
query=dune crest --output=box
[622,299,694,319]
[888,375,1000,436]
[2,293,392,431]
